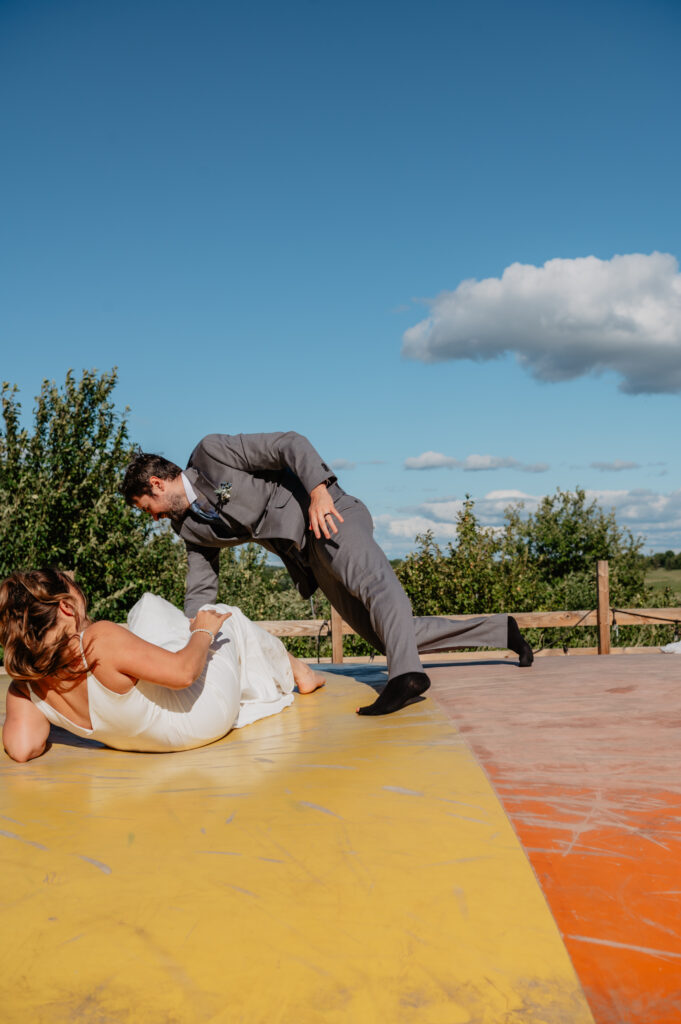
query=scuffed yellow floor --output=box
[0,674,593,1023]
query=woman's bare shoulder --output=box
[84,620,129,638]
[82,620,132,653]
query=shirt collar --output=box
[181,471,198,504]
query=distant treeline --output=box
[642,551,681,571]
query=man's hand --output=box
[309,483,344,540]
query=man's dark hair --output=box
[120,451,182,504]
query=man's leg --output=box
[412,613,507,652]
[307,521,432,715]
[413,613,533,667]
[308,494,527,665]
[306,494,423,679]
[305,493,532,713]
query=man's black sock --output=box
[356,671,430,716]
[507,616,534,667]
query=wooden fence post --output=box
[330,606,345,663]
[597,560,611,655]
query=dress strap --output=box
[78,630,90,672]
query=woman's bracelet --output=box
[190,628,216,644]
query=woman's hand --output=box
[189,609,232,637]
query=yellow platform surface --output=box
[1,672,593,1024]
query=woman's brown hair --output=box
[0,569,90,684]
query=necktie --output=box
[190,500,221,522]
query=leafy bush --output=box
[0,369,186,621]
[216,543,333,658]
[395,490,676,650]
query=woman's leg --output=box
[287,652,325,694]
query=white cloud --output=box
[584,488,673,521]
[462,454,549,473]
[330,458,356,471]
[590,459,641,472]
[373,513,460,541]
[404,451,460,470]
[463,454,515,471]
[483,489,537,501]
[417,498,465,521]
[404,451,549,472]
[402,252,681,394]
[421,491,541,526]
[582,488,681,549]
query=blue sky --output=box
[2,0,680,555]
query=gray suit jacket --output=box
[172,432,341,616]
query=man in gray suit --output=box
[122,431,533,715]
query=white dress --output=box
[26,594,295,752]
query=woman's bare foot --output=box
[288,654,325,694]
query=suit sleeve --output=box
[197,431,337,495]
[184,543,221,617]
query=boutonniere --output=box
[215,482,232,509]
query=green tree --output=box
[215,544,335,658]
[503,487,643,586]
[217,544,306,621]
[0,369,185,620]
[395,488,670,651]
[397,499,508,616]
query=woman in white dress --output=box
[1,569,323,762]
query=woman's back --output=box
[26,594,294,753]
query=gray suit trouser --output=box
[305,493,508,678]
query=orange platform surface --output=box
[429,651,681,1024]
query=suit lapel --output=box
[184,466,247,537]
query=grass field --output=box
[645,567,681,597]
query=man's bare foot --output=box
[288,654,326,694]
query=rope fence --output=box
[254,561,681,662]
